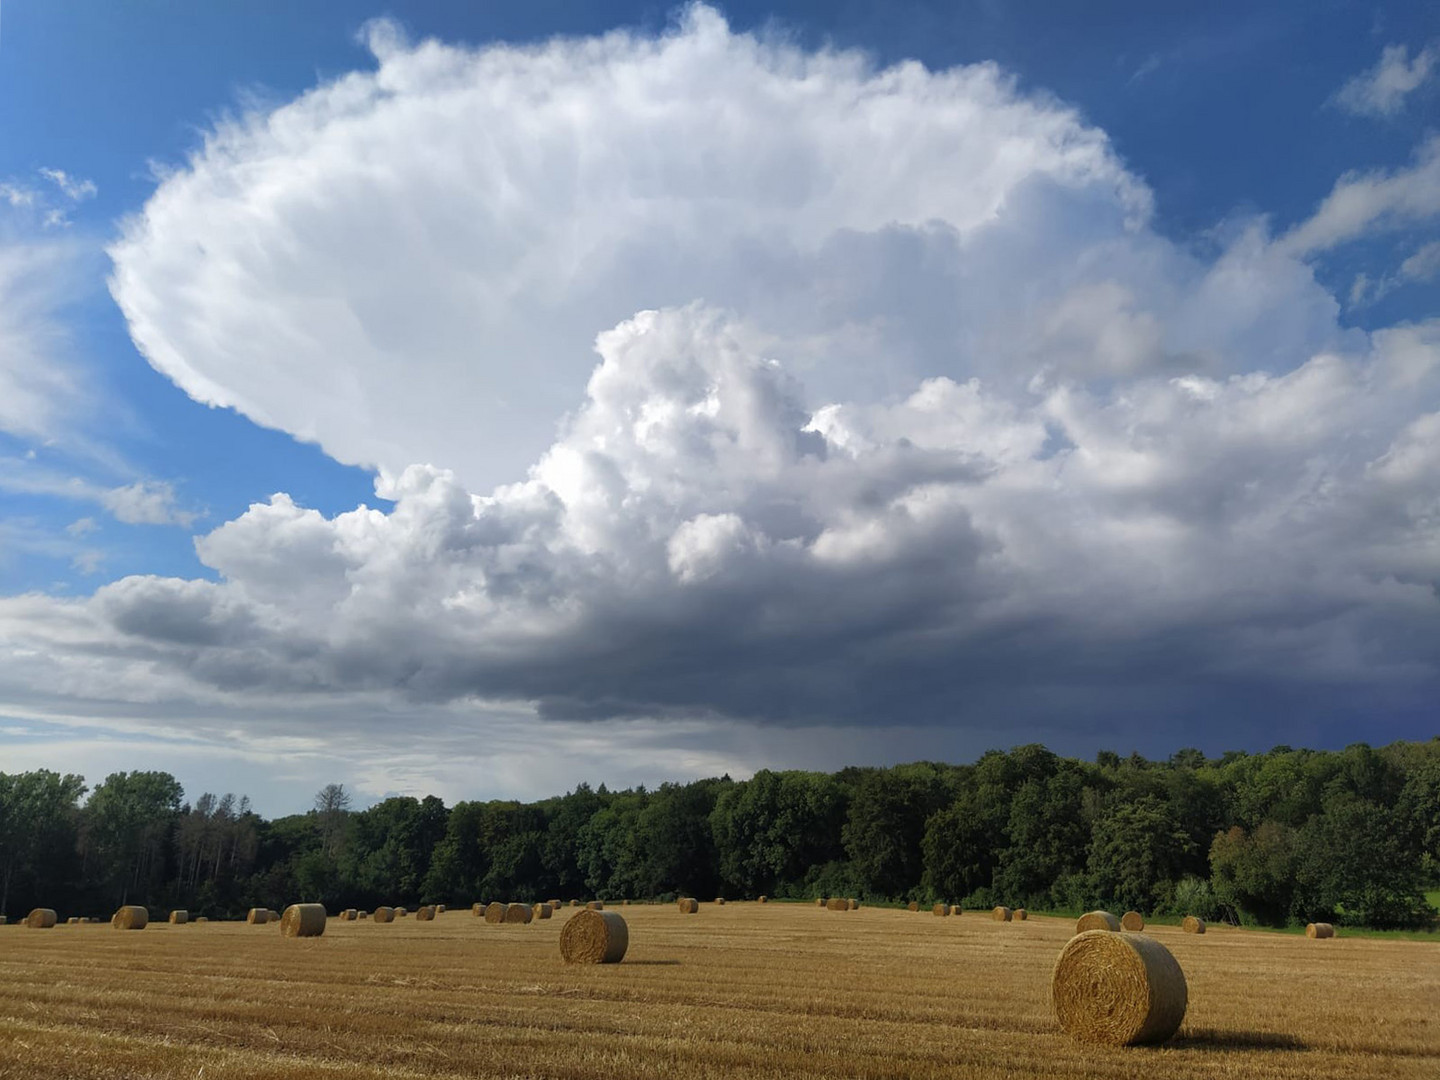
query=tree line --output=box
[2,739,1437,929]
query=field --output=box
[0,903,1436,1079]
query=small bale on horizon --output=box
[826,897,850,911]
[758,896,768,904]
[535,902,553,919]
[587,900,605,911]
[1121,911,1145,932]
[246,908,269,925]
[559,909,628,964]
[1015,908,1028,921]
[416,905,437,921]
[372,906,394,923]
[678,897,699,913]
[195,917,209,924]
[992,906,1013,922]
[169,910,188,925]
[933,903,950,916]
[1076,910,1122,933]
[908,901,920,912]
[815,898,825,907]
[112,905,148,930]
[280,903,326,938]
[1181,915,1206,934]
[1052,929,1187,1046]
[504,903,534,924]
[436,904,446,913]
[714,897,725,905]
[1306,922,1335,939]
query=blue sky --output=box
[0,1,1437,814]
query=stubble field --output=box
[0,902,1436,1079]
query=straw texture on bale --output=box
[246,908,268,924]
[559,909,629,964]
[549,899,561,909]
[1306,922,1335,939]
[908,901,920,912]
[1052,928,1188,1046]
[1181,915,1206,934]
[826,897,851,911]
[484,902,506,923]
[992,906,1012,922]
[535,902,553,919]
[933,903,950,916]
[850,899,860,910]
[677,897,699,913]
[1076,910,1123,933]
[1015,908,1028,921]
[111,905,148,930]
[169,910,188,924]
[503,903,533,924]
[587,900,604,910]
[372,906,394,924]
[1121,911,1145,932]
[394,907,407,917]
[280,903,326,938]
[415,905,436,921]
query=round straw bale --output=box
[1181,915,1206,934]
[246,907,268,924]
[713,897,725,905]
[826,896,850,911]
[169,910,188,924]
[815,897,825,907]
[436,904,446,913]
[1121,911,1145,932]
[394,906,408,917]
[504,903,533,924]
[1015,908,1028,921]
[908,901,920,912]
[570,899,580,907]
[67,916,80,924]
[358,911,369,919]
[1052,928,1188,1046]
[280,903,326,938]
[372,906,394,923]
[559,909,628,964]
[993,906,1013,922]
[850,899,860,909]
[549,899,562,909]
[111,905,148,930]
[933,903,950,916]
[758,896,768,904]
[416,905,436,921]
[678,897,699,913]
[535,902,553,919]
[195,917,209,924]
[587,900,605,910]
[1306,922,1335,939]
[340,909,357,921]
[1076,910,1122,933]
[267,909,280,921]
[622,899,631,906]
[484,902,506,923]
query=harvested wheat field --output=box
[0,903,1435,1079]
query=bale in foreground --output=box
[1306,922,1335,939]
[1052,929,1188,1046]
[677,897,699,913]
[992,906,1012,922]
[111,905,148,930]
[1181,915,1206,934]
[280,903,326,938]
[1076,910,1122,933]
[559,909,629,964]
[1121,911,1145,931]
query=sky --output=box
[0,0,1437,816]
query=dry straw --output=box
[992,906,1012,922]
[908,901,920,912]
[358,911,368,920]
[677,897,699,914]
[1121,911,1145,932]
[569,900,580,907]
[714,898,725,905]
[416,905,436,921]
[67,916,80,924]
[559,909,629,964]
[758,896,768,904]
[268,909,280,921]
[436,904,446,913]
[815,897,825,907]
[112,905,148,930]
[26,909,56,928]
[1076,910,1122,933]
[1052,928,1188,1046]
[504,903,533,924]
[1015,908,1028,921]
[1181,915,1206,934]
[472,902,484,916]
[195,917,209,924]
[339,909,357,921]
[933,903,950,916]
[826,897,850,911]
[394,907,408,918]
[280,903,326,938]
[1306,922,1335,939]
[484,902,507,924]
[587,900,605,910]
[850,899,860,910]
[246,908,268,924]
[535,903,553,919]
[372,906,394,924]
[549,899,562,909]
[169,910,188,925]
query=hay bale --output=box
[815,897,825,907]
[112,905,148,930]
[826,897,850,911]
[933,903,950,916]
[569,900,580,907]
[1015,908,1028,921]
[436,904,446,913]
[169,910,188,925]
[677,897,699,913]
[372,906,394,923]
[0,916,6,925]
[504,903,533,924]
[394,906,408,918]
[850,899,860,910]
[339,909,357,921]
[416,905,436,921]
[758,896,768,904]
[992,906,1013,922]
[246,907,269,924]
[267,909,280,921]
[908,901,920,912]
[1306,922,1335,939]
[67,916,80,924]
[1181,915,1206,934]
[195,917,209,924]
[535,902,553,919]
[1052,928,1188,1046]
[622,899,631,906]
[587,900,605,910]
[1076,910,1122,933]
[559,909,628,964]
[484,902,507,924]
[280,903,326,938]
[1121,911,1145,932]
[713,897,725,905]
[549,899,562,909]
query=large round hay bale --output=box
[169,910,188,925]
[484,902,506,924]
[992,906,1013,922]
[535,902,553,919]
[1014,908,1028,921]
[1076,910,1122,933]
[826,897,850,911]
[559,909,628,964]
[933,903,950,916]
[1306,922,1335,939]
[677,897,699,913]
[415,905,436,921]
[1121,911,1145,932]
[111,905,148,930]
[504,903,533,924]
[246,907,268,924]
[908,901,920,912]
[587,900,605,911]
[1052,928,1188,1046]
[372,906,394,923]
[280,903,326,938]
[1181,915,1206,934]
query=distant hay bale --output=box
[111,905,148,930]
[415,905,436,921]
[1181,915,1206,934]
[169,910,188,924]
[472,902,485,916]
[1121,911,1145,932]
[339,909,357,921]
[504,903,533,924]
[850,899,860,910]
[535,903,553,919]
[1076,910,1122,933]
[908,901,919,912]
[1052,928,1188,1046]
[484,902,507,924]
[826,897,850,911]
[549,899,562,909]
[372,906,394,923]
[815,898,825,907]
[246,908,269,924]
[570,900,580,907]
[394,907,408,918]
[559,909,629,964]
[67,916,80,924]
[0,916,7,925]
[678,897,699,913]
[195,917,209,924]
[714,898,725,905]
[436,904,446,913]
[587,900,605,911]
[1306,922,1335,939]
[758,896,768,904]
[992,906,1013,922]
[267,909,280,921]
[933,903,950,916]
[280,903,326,938]
[1015,909,1028,921]
[358,911,368,920]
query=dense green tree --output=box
[0,770,86,916]
[1209,822,1300,926]
[711,770,847,897]
[80,771,183,906]
[843,763,957,898]
[1087,795,1193,912]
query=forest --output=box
[2,739,1437,929]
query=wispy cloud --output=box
[1333,42,1438,118]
